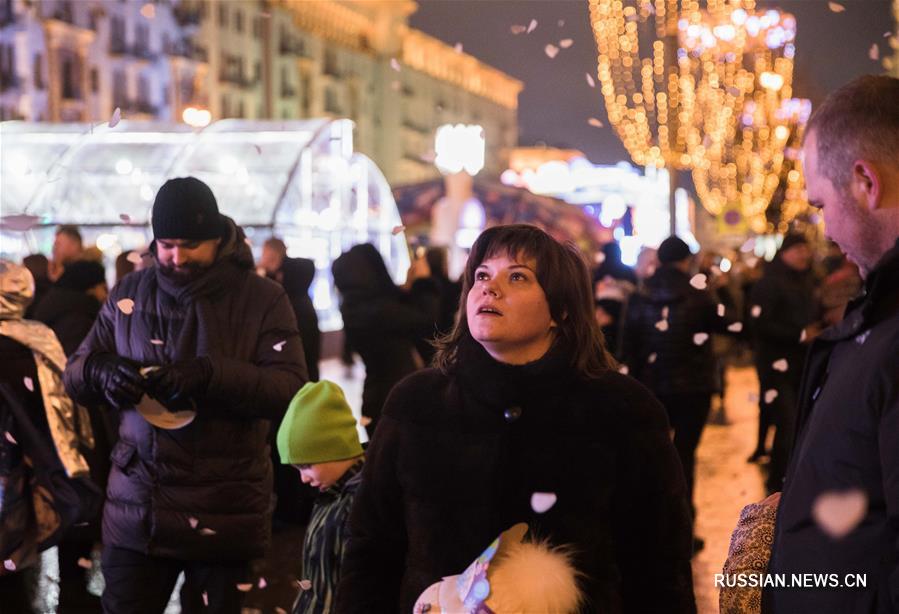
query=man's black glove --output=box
[84,352,145,410]
[144,357,213,410]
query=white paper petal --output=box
[618,365,629,375]
[855,331,871,345]
[772,358,789,372]
[202,591,208,606]
[717,304,725,317]
[586,73,595,88]
[258,577,267,589]
[510,25,526,35]
[273,340,286,352]
[109,107,122,128]
[299,579,312,591]
[544,44,559,58]
[236,583,253,592]
[661,306,669,319]
[454,43,463,53]
[4,559,15,571]
[750,305,762,318]
[527,18,538,33]
[559,38,573,49]
[4,431,16,445]
[23,377,34,392]
[647,353,657,364]
[530,491,557,513]
[827,2,846,13]
[764,389,779,404]
[359,415,372,427]
[812,489,867,538]
[655,319,669,332]
[689,274,708,290]
[77,557,93,569]
[116,299,135,315]
[188,517,199,529]
[392,225,406,235]
[693,333,709,346]
[727,322,743,333]
[200,528,217,536]
[587,117,604,128]
[390,58,401,72]
[799,328,807,343]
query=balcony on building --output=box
[173,5,201,27]
[219,70,256,90]
[0,70,20,91]
[109,38,159,62]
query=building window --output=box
[112,70,126,107]
[237,99,244,117]
[33,54,43,89]
[110,16,126,53]
[90,67,99,93]
[254,60,261,82]
[234,9,243,33]
[221,94,229,118]
[253,17,261,39]
[136,23,150,55]
[217,3,227,28]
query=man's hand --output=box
[145,357,213,408]
[85,353,145,409]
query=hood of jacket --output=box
[0,260,35,321]
[280,256,316,296]
[332,244,398,299]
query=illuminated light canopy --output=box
[434,124,486,176]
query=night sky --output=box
[410,0,895,165]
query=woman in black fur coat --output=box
[336,225,696,613]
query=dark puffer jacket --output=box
[336,336,695,614]
[33,286,101,356]
[621,265,738,396]
[280,257,320,382]
[64,216,307,561]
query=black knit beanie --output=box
[56,260,106,292]
[151,177,222,241]
[658,235,692,264]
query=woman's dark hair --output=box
[433,224,616,378]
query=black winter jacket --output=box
[765,239,899,614]
[332,244,439,434]
[621,265,738,396]
[335,336,696,613]
[280,257,321,382]
[63,216,307,561]
[33,286,101,356]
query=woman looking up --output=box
[336,224,696,613]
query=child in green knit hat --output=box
[277,380,364,614]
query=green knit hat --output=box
[277,381,363,465]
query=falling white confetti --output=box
[202,591,208,606]
[558,19,565,27]
[236,583,253,592]
[799,328,808,343]
[594,251,606,264]
[661,306,669,319]
[510,24,526,35]
[586,73,595,88]
[689,274,708,290]
[253,144,262,155]
[717,304,725,317]
[188,517,199,529]
[527,18,538,34]
[454,42,463,53]
[119,214,132,223]
[559,38,573,49]
[4,432,16,445]
[116,299,135,315]
[359,415,372,427]
[812,489,867,539]
[392,225,406,235]
[885,31,894,38]
[258,577,267,589]
[4,559,15,571]
[126,251,143,264]
[750,305,762,318]
[390,58,401,71]
[827,2,846,13]
[693,333,709,346]
[544,44,559,59]
[273,340,286,352]
[764,389,779,404]
[200,528,217,536]
[109,107,122,128]
[77,557,92,570]
[855,330,871,345]
[647,353,658,364]
[299,579,312,591]
[869,44,880,61]
[150,339,164,346]
[727,322,743,333]
[655,319,669,332]
[140,3,155,19]
[772,358,789,372]
[23,377,34,392]
[530,492,557,513]
[618,365,629,375]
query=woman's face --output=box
[466,251,556,364]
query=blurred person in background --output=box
[592,241,637,357]
[22,253,50,319]
[49,225,83,282]
[331,244,439,437]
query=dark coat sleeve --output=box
[610,378,697,613]
[877,347,899,608]
[205,290,307,420]
[619,294,646,377]
[335,412,408,613]
[63,294,119,406]
[749,276,803,344]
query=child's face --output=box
[295,460,353,491]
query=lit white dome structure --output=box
[0,119,409,331]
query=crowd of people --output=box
[0,75,897,614]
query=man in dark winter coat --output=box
[765,75,899,613]
[748,233,821,492]
[34,259,108,356]
[260,238,321,382]
[621,235,739,550]
[64,177,307,614]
